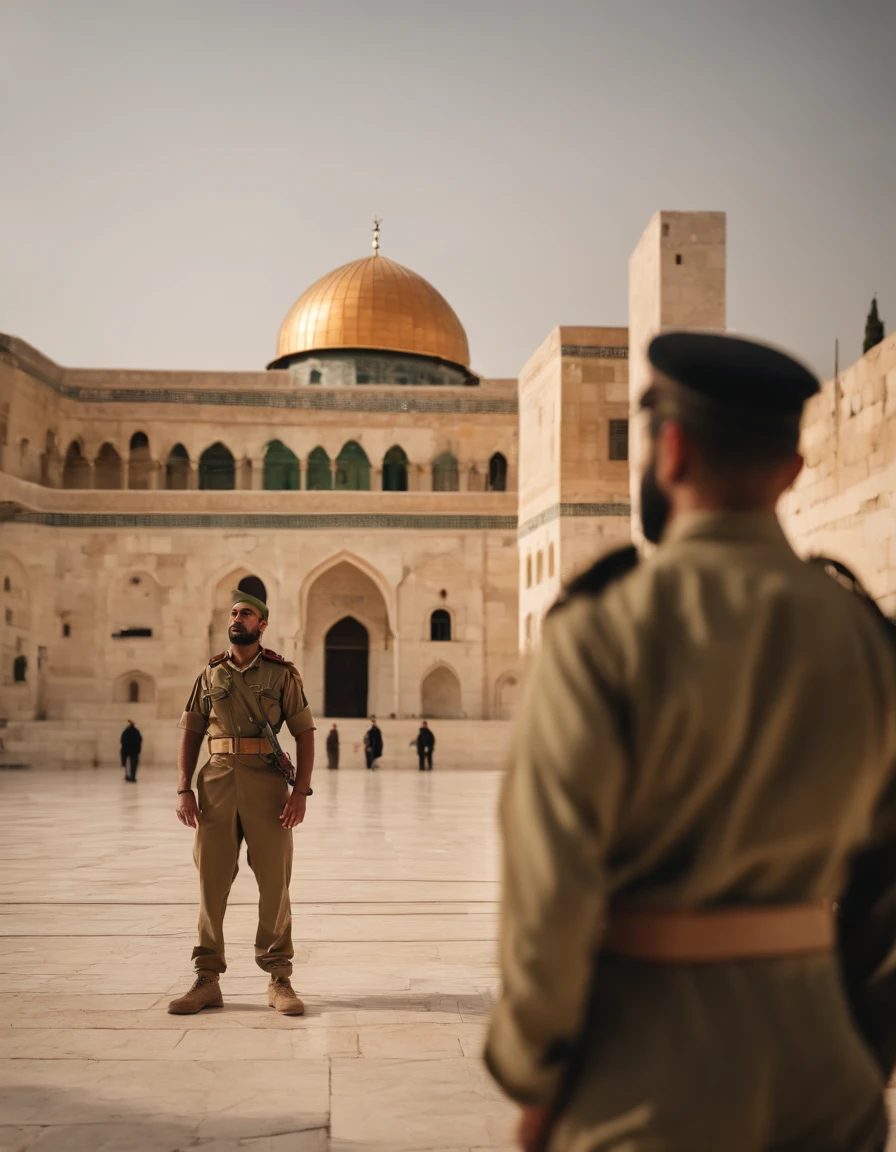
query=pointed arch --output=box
[299,550,395,639]
[264,440,300,490]
[488,451,508,492]
[166,443,190,489]
[382,445,409,491]
[199,442,235,490]
[421,661,462,718]
[129,431,152,490]
[95,442,123,489]
[62,440,90,488]
[432,452,459,492]
[335,441,370,490]
[306,446,332,490]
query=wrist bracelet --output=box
[177,789,194,795]
[293,787,313,797]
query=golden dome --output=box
[273,254,470,369]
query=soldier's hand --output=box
[280,790,307,829]
[517,1106,551,1152]
[176,790,199,828]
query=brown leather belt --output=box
[605,903,835,963]
[208,736,272,755]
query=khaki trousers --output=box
[550,955,887,1152]
[192,754,294,975]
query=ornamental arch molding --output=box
[299,551,396,640]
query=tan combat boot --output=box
[167,971,223,1015]
[268,972,305,1016]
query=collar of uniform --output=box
[661,511,789,548]
[225,647,263,674]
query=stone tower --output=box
[517,327,631,653]
[628,211,727,544]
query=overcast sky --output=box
[1,0,893,380]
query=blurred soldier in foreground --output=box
[486,332,896,1151]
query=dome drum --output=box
[277,348,475,388]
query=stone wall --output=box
[780,333,896,611]
[628,211,727,544]
[517,327,631,651]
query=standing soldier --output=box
[486,333,896,1151]
[168,589,315,1017]
[326,723,339,770]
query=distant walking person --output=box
[412,720,435,771]
[121,720,142,782]
[364,717,383,770]
[326,724,340,770]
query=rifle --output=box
[261,720,297,787]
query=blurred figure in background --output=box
[487,333,896,1152]
[120,719,142,782]
[326,723,339,770]
[364,717,383,770]
[411,720,435,771]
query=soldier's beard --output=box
[229,626,261,647]
[639,459,671,545]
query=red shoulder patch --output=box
[260,648,289,664]
[208,651,228,667]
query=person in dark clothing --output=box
[364,717,383,769]
[412,721,435,771]
[120,720,142,781]
[326,724,339,770]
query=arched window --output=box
[199,443,235,490]
[166,444,190,489]
[335,441,371,490]
[525,555,532,589]
[432,452,459,492]
[536,551,544,584]
[488,452,508,492]
[128,680,140,703]
[3,577,10,592]
[128,431,152,490]
[62,441,90,489]
[309,369,322,384]
[548,542,555,578]
[13,655,27,682]
[382,445,409,491]
[306,446,332,490]
[95,443,123,489]
[430,609,452,642]
[263,440,300,490]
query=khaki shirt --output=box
[178,648,315,742]
[486,512,896,1104]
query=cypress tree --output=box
[863,296,885,354]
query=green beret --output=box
[231,589,269,621]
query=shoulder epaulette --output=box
[548,545,640,618]
[260,648,292,665]
[208,651,228,667]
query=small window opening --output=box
[13,655,27,682]
[5,610,12,625]
[675,253,682,265]
[662,222,670,237]
[63,622,71,638]
[309,369,322,384]
[113,628,153,639]
[609,419,629,462]
[128,680,140,703]
[430,609,452,642]
[536,551,544,584]
[3,577,10,592]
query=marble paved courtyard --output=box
[0,765,516,1152]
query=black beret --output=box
[648,332,820,415]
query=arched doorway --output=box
[421,665,462,718]
[325,617,368,717]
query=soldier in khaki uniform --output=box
[168,589,315,1016]
[486,333,896,1151]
